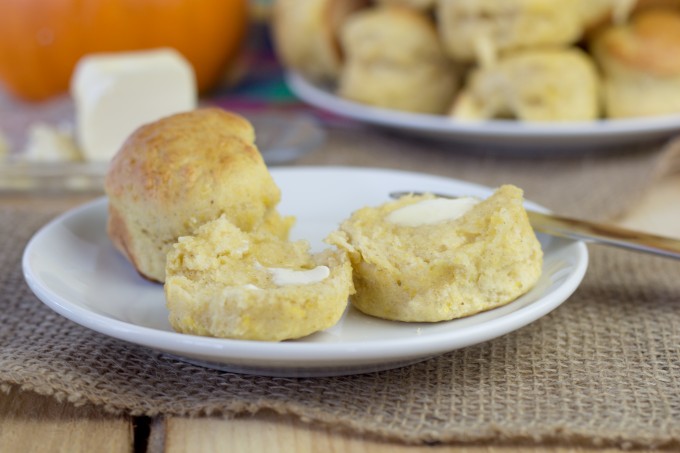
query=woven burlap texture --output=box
[2,133,680,449]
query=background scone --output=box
[105,108,293,283]
[327,186,543,322]
[272,0,368,82]
[590,8,680,118]
[165,215,354,342]
[338,5,458,114]
[451,48,600,121]
[437,0,584,64]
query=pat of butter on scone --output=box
[387,197,479,227]
[71,48,197,162]
[267,265,331,286]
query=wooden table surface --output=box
[1,148,677,453]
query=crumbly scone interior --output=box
[165,215,353,341]
[327,186,543,322]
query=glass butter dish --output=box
[0,94,324,194]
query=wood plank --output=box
[162,411,656,453]
[0,386,133,453]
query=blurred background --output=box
[0,0,329,182]
[2,0,680,191]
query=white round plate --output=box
[23,167,588,377]
[287,71,680,150]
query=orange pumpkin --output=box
[0,0,249,101]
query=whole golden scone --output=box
[338,6,458,114]
[105,108,293,283]
[165,215,354,341]
[271,0,368,81]
[451,48,601,122]
[590,8,680,118]
[437,0,584,64]
[327,186,543,323]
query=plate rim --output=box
[286,71,680,140]
[22,166,589,367]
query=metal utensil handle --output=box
[390,191,680,260]
[528,211,680,260]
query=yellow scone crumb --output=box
[165,215,354,341]
[326,185,543,322]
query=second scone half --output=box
[165,215,354,341]
[326,185,543,322]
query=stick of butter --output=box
[70,48,197,162]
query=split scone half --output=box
[165,215,354,341]
[326,185,543,322]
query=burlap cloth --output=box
[2,126,680,449]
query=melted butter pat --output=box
[241,284,261,290]
[266,265,330,286]
[387,197,479,227]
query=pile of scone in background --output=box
[272,0,680,121]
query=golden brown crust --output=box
[107,203,160,282]
[592,8,680,76]
[106,203,136,270]
[105,109,259,209]
[104,108,290,283]
[589,7,680,117]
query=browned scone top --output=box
[590,7,680,118]
[105,108,291,283]
[593,8,680,76]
